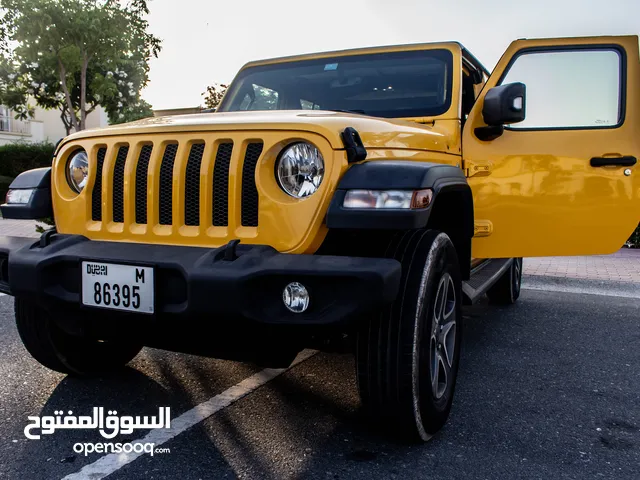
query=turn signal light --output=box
[411,189,433,209]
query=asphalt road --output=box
[1,284,639,480]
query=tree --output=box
[628,223,640,248]
[0,51,33,119]
[202,83,228,110]
[109,98,154,125]
[0,0,161,133]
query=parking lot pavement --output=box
[1,285,639,480]
[0,219,41,238]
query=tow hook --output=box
[223,239,241,261]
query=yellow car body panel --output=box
[464,35,640,258]
[60,110,459,154]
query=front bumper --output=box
[0,234,401,327]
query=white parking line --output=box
[61,349,317,480]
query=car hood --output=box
[61,110,453,154]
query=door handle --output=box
[590,156,637,167]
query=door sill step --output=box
[462,258,513,304]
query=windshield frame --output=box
[217,48,455,119]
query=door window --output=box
[501,49,622,129]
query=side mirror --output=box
[482,82,526,126]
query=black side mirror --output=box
[482,82,526,126]
[475,82,526,141]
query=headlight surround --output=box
[276,142,324,198]
[66,149,89,193]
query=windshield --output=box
[218,49,453,118]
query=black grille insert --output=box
[112,146,129,223]
[241,143,263,227]
[212,143,233,226]
[184,143,205,226]
[159,143,178,225]
[135,145,153,224]
[91,148,106,221]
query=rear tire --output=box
[356,230,462,442]
[487,258,522,305]
[15,298,142,375]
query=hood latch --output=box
[341,127,367,163]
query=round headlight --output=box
[276,142,324,198]
[67,149,89,193]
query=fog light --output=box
[283,282,310,313]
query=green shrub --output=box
[0,142,55,178]
[0,175,13,203]
[628,223,640,248]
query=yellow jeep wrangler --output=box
[1,35,638,441]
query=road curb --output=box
[522,274,640,299]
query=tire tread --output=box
[356,229,462,441]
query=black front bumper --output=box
[0,234,401,327]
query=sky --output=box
[142,0,640,110]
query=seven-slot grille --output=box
[90,140,263,229]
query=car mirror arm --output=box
[474,125,505,142]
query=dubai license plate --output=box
[81,262,154,314]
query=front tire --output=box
[15,298,142,375]
[356,230,462,442]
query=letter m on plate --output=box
[136,268,145,284]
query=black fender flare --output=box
[326,160,473,236]
[0,167,53,220]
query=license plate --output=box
[81,262,154,314]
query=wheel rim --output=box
[429,272,457,400]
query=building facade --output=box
[0,104,108,146]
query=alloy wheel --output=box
[429,273,457,400]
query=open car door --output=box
[463,35,640,258]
